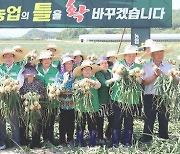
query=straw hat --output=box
[143,43,172,59]
[35,50,60,63]
[117,45,144,59]
[106,50,118,58]
[73,50,87,59]
[13,45,29,56]
[43,44,63,56]
[0,47,25,64]
[62,56,74,64]
[73,60,102,77]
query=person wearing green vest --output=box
[73,60,102,147]
[95,56,113,145]
[73,50,86,69]
[0,48,24,150]
[36,50,59,145]
[55,56,75,147]
[13,45,29,68]
[43,44,63,68]
[109,45,143,147]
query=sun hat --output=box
[13,45,29,56]
[43,44,63,56]
[0,47,25,64]
[142,39,156,48]
[117,45,144,59]
[73,50,87,60]
[97,55,108,65]
[22,63,38,76]
[62,56,74,64]
[73,60,102,77]
[106,50,118,58]
[142,43,172,59]
[35,50,60,63]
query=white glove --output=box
[63,72,69,84]
[113,73,121,81]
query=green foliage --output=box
[56,28,89,40]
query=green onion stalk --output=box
[20,92,41,132]
[153,72,179,120]
[110,67,144,113]
[73,79,96,122]
[0,76,20,121]
[43,83,61,122]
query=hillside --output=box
[21,29,57,39]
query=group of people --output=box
[0,40,179,150]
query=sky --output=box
[0,0,179,38]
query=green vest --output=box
[37,64,58,86]
[0,63,21,80]
[52,61,60,68]
[74,75,99,113]
[16,60,27,68]
[111,60,142,105]
[95,70,112,105]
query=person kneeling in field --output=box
[73,60,102,147]
[140,43,180,143]
[106,45,144,147]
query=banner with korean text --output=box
[0,0,172,28]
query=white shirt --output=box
[43,68,50,75]
[142,61,173,95]
[6,64,14,72]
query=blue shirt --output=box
[55,72,74,91]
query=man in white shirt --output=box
[140,43,179,143]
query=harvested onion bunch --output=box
[47,83,61,100]
[0,76,20,120]
[73,78,96,119]
[110,65,144,111]
[87,54,97,64]
[135,57,145,65]
[21,92,41,131]
[42,84,61,122]
[153,66,179,118]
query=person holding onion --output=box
[19,63,45,148]
[107,45,143,147]
[73,60,102,147]
[55,56,75,147]
[0,47,24,149]
[140,43,180,143]
[36,50,59,145]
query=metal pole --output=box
[117,28,126,53]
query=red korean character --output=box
[73,5,90,23]
[66,0,77,17]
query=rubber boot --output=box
[89,130,96,147]
[112,129,121,148]
[124,129,132,146]
[76,130,85,147]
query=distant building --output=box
[79,34,180,42]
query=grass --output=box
[0,40,180,153]
[0,40,179,60]
[3,117,180,154]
